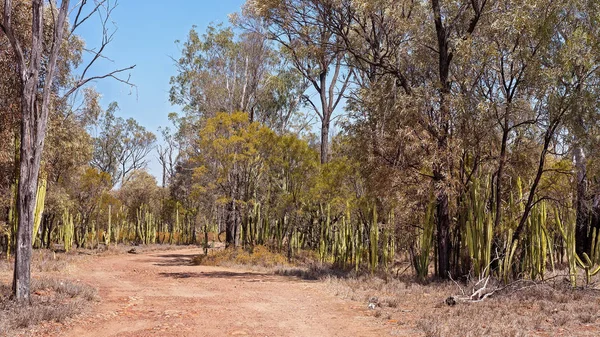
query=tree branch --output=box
[64,65,136,98]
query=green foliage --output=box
[91,105,156,186]
[32,178,47,248]
[61,210,74,253]
[463,178,493,278]
[556,208,578,286]
[411,199,435,281]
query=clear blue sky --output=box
[74,0,246,180]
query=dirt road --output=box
[37,248,392,337]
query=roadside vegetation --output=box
[0,250,97,336]
[3,0,600,335]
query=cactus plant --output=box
[32,178,47,247]
[105,205,112,246]
[412,199,435,280]
[62,210,74,252]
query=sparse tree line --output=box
[2,0,600,302]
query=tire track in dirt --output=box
[38,248,392,337]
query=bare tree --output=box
[118,119,156,185]
[91,107,156,187]
[156,127,179,188]
[0,0,134,301]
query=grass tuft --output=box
[0,278,97,335]
[192,245,288,268]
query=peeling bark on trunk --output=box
[2,0,71,302]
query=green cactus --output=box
[32,178,47,248]
[370,206,378,273]
[464,178,493,277]
[556,208,577,286]
[575,227,600,285]
[413,199,435,280]
[62,210,74,252]
[105,205,112,246]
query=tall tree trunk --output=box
[234,209,240,247]
[511,122,560,248]
[3,0,70,301]
[320,118,330,164]
[574,144,589,256]
[225,200,236,248]
[590,195,600,248]
[434,148,451,278]
[14,98,40,302]
[495,121,509,230]
[431,0,453,279]
[45,214,55,249]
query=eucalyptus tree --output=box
[326,0,488,278]
[559,0,600,256]
[190,112,270,247]
[246,0,352,163]
[170,23,279,119]
[157,127,179,189]
[0,0,134,301]
[91,106,156,187]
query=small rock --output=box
[445,296,456,306]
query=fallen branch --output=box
[447,272,576,305]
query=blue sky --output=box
[74,0,246,179]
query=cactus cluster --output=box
[237,201,395,273]
[5,170,599,288]
[412,199,435,280]
[60,210,74,252]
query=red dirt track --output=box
[31,248,392,337]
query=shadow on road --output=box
[138,253,198,267]
[158,271,277,281]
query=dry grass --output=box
[414,285,600,337]
[31,278,98,301]
[0,249,101,336]
[192,245,289,268]
[275,264,354,280]
[323,273,600,336]
[0,250,77,274]
[0,278,97,335]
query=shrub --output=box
[192,245,288,268]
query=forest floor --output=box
[2,246,600,336]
